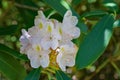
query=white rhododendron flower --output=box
[57,42,78,71]
[19,10,80,71]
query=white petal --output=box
[46,21,54,33]
[52,23,62,40]
[38,11,46,19]
[60,41,78,54]
[59,63,66,71]
[56,53,66,71]
[30,56,41,68]
[34,11,46,25]
[72,27,80,38]
[21,29,31,38]
[20,29,31,53]
[27,48,50,68]
[64,55,75,67]
[41,36,51,50]
[71,16,78,26]
[51,39,59,50]
[28,49,41,68]
[39,53,49,68]
[63,10,78,26]
[57,43,78,71]
[68,27,80,39]
[27,48,36,59]
[34,19,46,30]
[64,10,72,19]
[28,27,38,36]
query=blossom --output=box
[20,28,50,68]
[26,45,50,68]
[19,10,80,71]
[56,42,78,71]
[61,10,80,41]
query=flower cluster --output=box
[20,10,80,71]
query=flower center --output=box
[49,48,59,69]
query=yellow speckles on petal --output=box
[61,47,64,52]
[47,25,52,32]
[59,27,62,35]
[39,22,43,29]
[35,45,41,51]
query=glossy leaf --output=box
[56,70,71,80]
[76,15,114,69]
[0,25,17,35]
[0,51,26,80]
[25,68,40,80]
[0,43,28,61]
[113,19,120,28]
[81,10,108,18]
[103,0,119,12]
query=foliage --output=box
[0,0,120,80]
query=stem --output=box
[111,61,120,76]
[85,59,109,80]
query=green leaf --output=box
[113,19,120,28]
[76,14,114,69]
[18,9,37,29]
[25,68,40,80]
[0,25,17,35]
[0,51,26,80]
[81,10,108,18]
[44,0,67,16]
[87,0,97,3]
[56,70,71,80]
[103,0,119,12]
[44,0,80,19]
[72,0,82,5]
[0,43,28,61]
[77,22,88,33]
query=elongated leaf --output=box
[0,43,28,61]
[0,51,26,80]
[0,25,17,35]
[25,68,40,80]
[113,19,120,28]
[81,10,108,18]
[56,70,71,80]
[44,0,66,16]
[103,0,119,12]
[76,15,114,69]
